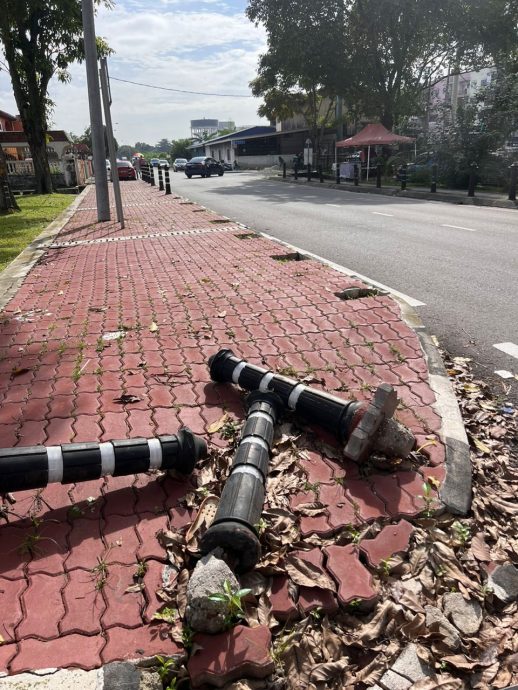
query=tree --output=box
[0,145,20,212]
[0,0,112,194]
[170,139,194,160]
[247,0,518,132]
[117,144,133,159]
[76,125,117,157]
[134,141,154,153]
[155,138,171,153]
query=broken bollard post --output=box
[208,349,415,464]
[0,428,206,494]
[199,391,284,572]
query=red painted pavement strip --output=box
[0,181,446,673]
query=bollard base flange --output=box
[200,520,261,573]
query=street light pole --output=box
[81,0,110,222]
[99,58,124,228]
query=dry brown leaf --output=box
[310,658,349,682]
[440,654,479,670]
[471,532,491,561]
[207,413,230,434]
[293,502,327,517]
[284,554,336,591]
[176,568,189,617]
[410,674,464,689]
[358,600,401,643]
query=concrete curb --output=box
[0,187,90,312]
[0,663,162,689]
[242,225,471,516]
[278,176,518,210]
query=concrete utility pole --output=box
[81,0,110,222]
[99,58,124,228]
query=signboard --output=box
[304,138,313,166]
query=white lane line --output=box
[372,211,394,217]
[258,230,426,307]
[326,204,341,207]
[442,224,477,232]
[494,342,518,360]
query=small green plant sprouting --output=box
[91,556,109,591]
[347,526,362,544]
[181,624,195,651]
[309,607,323,620]
[18,523,43,557]
[389,344,406,363]
[152,606,177,624]
[208,579,252,628]
[303,480,321,495]
[334,476,345,486]
[57,342,66,355]
[452,520,471,545]
[135,560,148,578]
[95,337,105,353]
[379,558,392,577]
[420,482,436,517]
[225,329,235,339]
[220,418,239,440]
[154,655,177,688]
[348,598,363,611]
[365,341,375,350]
[255,517,268,535]
[68,504,84,520]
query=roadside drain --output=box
[272,252,309,262]
[335,287,388,300]
[235,232,259,240]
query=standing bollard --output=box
[294,165,298,180]
[508,162,518,201]
[208,349,415,465]
[200,391,284,572]
[282,163,287,179]
[150,164,156,187]
[468,162,478,197]
[158,166,164,191]
[336,163,340,184]
[400,163,407,191]
[431,164,437,193]
[141,164,147,183]
[165,167,171,195]
[0,428,207,494]
[307,164,312,182]
[376,163,382,189]
[319,165,324,183]
[354,163,359,186]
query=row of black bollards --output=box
[141,163,171,195]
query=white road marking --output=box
[442,224,476,232]
[494,342,518,360]
[326,204,341,207]
[372,211,394,217]
[494,370,515,379]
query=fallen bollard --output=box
[0,427,207,494]
[199,391,283,572]
[208,349,415,464]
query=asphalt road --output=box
[169,170,518,403]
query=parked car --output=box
[173,158,188,172]
[185,157,224,178]
[112,160,136,181]
[150,158,161,167]
[158,159,169,169]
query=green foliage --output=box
[452,520,471,545]
[208,579,252,629]
[171,138,195,160]
[76,126,117,158]
[154,656,177,683]
[0,0,113,193]
[152,606,177,623]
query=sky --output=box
[0,0,268,146]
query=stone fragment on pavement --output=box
[186,550,240,633]
[391,643,433,682]
[0,669,99,689]
[378,669,412,690]
[372,418,416,458]
[425,606,461,650]
[488,564,518,604]
[442,592,482,635]
[188,625,274,688]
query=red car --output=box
[113,160,136,181]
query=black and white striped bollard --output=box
[0,428,206,494]
[165,168,171,195]
[200,391,283,572]
[158,166,164,191]
[208,349,414,464]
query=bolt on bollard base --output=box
[0,428,206,494]
[200,391,284,572]
[208,349,414,464]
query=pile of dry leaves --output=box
[155,359,517,690]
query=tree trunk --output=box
[0,145,20,212]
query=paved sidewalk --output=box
[0,181,463,677]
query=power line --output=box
[110,76,254,98]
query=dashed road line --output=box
[493,342,518,359]
[372,211,394,217]
[442,224,477,232]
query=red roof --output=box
[337,123,415,147]
[0,110,18,121]
[0,130,71,144]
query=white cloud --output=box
[0,0,267,146]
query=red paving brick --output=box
[324,544,378,607]
[360,520,415,567]
[0,181,446,674]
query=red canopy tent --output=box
[336,124,415,180]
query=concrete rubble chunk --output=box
[425,605,461,650]
[0,669,100,689]
[186,549,240,633]
[442,592,483,635]
[488,564,518,604]
[391,643,433,682]
[373,418,416,459]
[138,671,162,690]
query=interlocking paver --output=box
[0,180,446,675]
[17,572,66,639]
